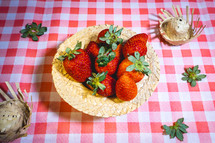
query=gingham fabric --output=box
[0,0,215,143]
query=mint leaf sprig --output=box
[162,118,189,141]
[182,65,206,87]
[20,22,47,41]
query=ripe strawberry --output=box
[113,44,122,60]
[116,74,137,101]
[117,51,151,82]
[86,72,116,97]
[95,46,119,75]
[123,33,148,58]
[97,29,109,43]
[98,25,123,51]
[58,42,92,82]
[85,41,100,59]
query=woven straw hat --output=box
[52,24,160,117]
[0,82,32,142]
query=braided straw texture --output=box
[52,24,160,117]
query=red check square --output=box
[105,8,114,14]
[81,122,93,133]
[122,8,131,14]
[170,101,182,111]
[204,65,215,73]
[48,34,58,41]
[181,49,192,57]
[60,102,72,112]
[37,101,49,112]
[6,48,17,57]
[128,123,140,133]
[88,8,96,14]
[2,65,13,74]
[162,50,172,57]
[148,102,160,112]
[58,122,70,134]
[192,101,204,111]
[201,49,211,57]
[34,123,47,134]
[105,122,116,133]
[151,123,163,133]
[26,49,37,57]
[165,65,175,74]
[167,83,178,92]
[196,122,209,133]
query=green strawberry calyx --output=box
[86,72,107,95]
[181,65,206,87]
[57,41,82,61]
[96,46,116,67]
[99,25,123,50]
[126,51,151,76]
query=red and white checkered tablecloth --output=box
[0,0,215,143]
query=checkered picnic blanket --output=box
[0,0,215,142]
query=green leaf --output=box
[99,72,107,82]
[163,125,171,135]
[38,23,42,29]
[180,123,189,129]
[115,28,123,37]
[75,42,82,50]
[178,127,187,133]
[25,24,30,29]
[193,65,198,72]
[177,118,184,124]
[183,72,188,76]
[170,129,176,138]
[36,32,44,36]
[99,46,105,55]
[68,56,73,60]
[20,29,27,34]
[32,35,38,41]
[196,70,200,74]
[197,74,206,80]
[21,32,28,38]
[188,68,192,72]
[74,51,81,55]
[113,26,117,32]
[134,52,140,60]
[65,48,71,54]
[176,129,184,141]
[140,56,145,63]
[112,42,117,50]
[99,37,106,41]
[142,61,149,66]
[32,22,37,28]
[191,80,196,87]
[109,25,113,33]
[98,83,106,90]
[106,39,110,44]
[57,55,66,61]
[188,78,192,83]
[126,64,135,72]
[128,55,137,63]
[40,27,47,32]
[93,86,98,95]
[92,73,97,77]
[117,38,123,44]
[105,31,110,37]
[182,77,188,81]
[109,52,116,62]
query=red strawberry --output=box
[86,72,116,97]
[113,44,122,60]
[85,41,100,59]
[98,25,123,51]
[116,74,137,101]
[117,51,151,82]
[95,46,119,75]
[58,42,92,82]
[97,29,109,43]
[123,33,148,58]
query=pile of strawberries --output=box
[58,25,151,101]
